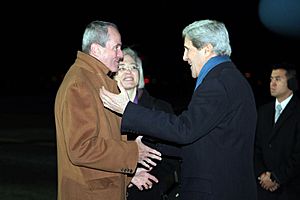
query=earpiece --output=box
[287,77,298,91]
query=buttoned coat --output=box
[55,51,138,200]
[121,61,258,200]
[254,95,300,199]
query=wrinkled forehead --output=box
[184,37,193,47]
[107,26,122,46]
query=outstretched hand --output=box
[99,81,130,114]
[135,136,162,169]
[129,167,159,190]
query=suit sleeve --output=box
[121,78,229,145]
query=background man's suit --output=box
[254,95,300,199]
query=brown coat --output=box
[55,51,138,200]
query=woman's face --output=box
[115,54,139,90]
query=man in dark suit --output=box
[100,19,258,200]
[254,63,300,200]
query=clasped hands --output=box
[258,171,280,192]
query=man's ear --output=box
[204,43,213,54]
[90,43,103,55]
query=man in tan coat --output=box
[54,20,161,200]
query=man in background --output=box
[254,63,300,200]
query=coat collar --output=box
[75,51,113,78]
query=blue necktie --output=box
[275,104,282,123]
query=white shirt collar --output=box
[276,93,293,112]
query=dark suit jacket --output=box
[254,95,300,199]
[121,61,258,200]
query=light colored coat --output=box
[55,51,138,200]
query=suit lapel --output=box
[270,96,296,140]
[266,102,277,142]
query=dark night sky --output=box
[1,2,299,197]
[2,0,300,110]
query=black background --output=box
[1,2,299,199]
[2,0,300,112]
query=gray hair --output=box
[122,47,145,88]
[136,56,145,89]
[182,19,232,56]
[82,20,118,53]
